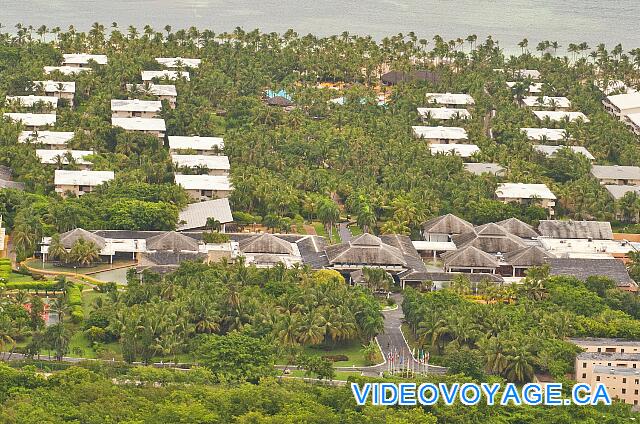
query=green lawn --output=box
[7,272,42,283]
[286,369,361,380]
[311,222,341,244]
[278,341,368,367]
[24,259,135,275]
[349,225,364,236]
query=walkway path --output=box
[337,222,352,243]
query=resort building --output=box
[591,165,640,186]
[603,92,640,119]
[586,366,640,407]
[533,110,589,123]
[54,170,114,197]
[18,131,74,149]
[126,84,178,108]
[43,66,91,76]
[538,220,613,240]
[570,338,640,354]
[575,352,640,384]
[506,81,543,95]
[521,96,572,111]
[111,99,162,119]
[606,185,640,202]
[168,136,224,155]
[626,113,640,136]
[412,126,468,144]
[4,113,56,131]
[425,93,475,108]
[463,162,505,176]
[429,144,480,158]
[533,145,594,160]
[112,117,166,138]
[155,57,201,68]
[452,222,528,254]
[174,174,232,200]
[594,80,635,96]
[495,217,539,239]
[442,245,499,274]
[548,258,636,290]
[5,95,58,109]
[141,70,190,82]
[417,107,471,121]
[521,127,568,142]
[421,213,474,242]
[177,198,233,232]
[171,154,231,176]
[61,53,108,67]
[36,149,93,169]
[495,183,557,216]
[32,81,75,101]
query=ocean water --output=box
[2,1,639,53]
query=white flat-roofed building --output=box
[126,83,178,108]
[425,93,475,108]
[32,81,75,100]
[605,185,640,200]
[172,154,230,176]
[155,57,201,68]
[603,92,640,118]
[463,163,505,176]
[494,69,541,80]
[626,113,640,136]
[6,95,58,109]
[417,107,471,121]
[591,165,640,186]
[594,80,635,96]
[412,126,468,144]
[36,149,93,169]
[533,110,589,123]
[521,96,572,110]
[533,145,595,160]
[506,81,543,95]
[168,136,224,155]
[54,170,114,197]
[175,174,232,200]
[521,127,568,142]
[62,53,108,67]
[111,99,162,118]
[141,70,190,82]
[495,183,556,216]
[429,144,480,158]
[4,113,56,131]
[19,131,74,149]
[43,66,92,76]
[112,117,166,138]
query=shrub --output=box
[4,281,62,291]
[202,231,231,244]
[70,308,84,324]
[321,354,349,362]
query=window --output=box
[596,376,601,381]
[623,378,627,384]
[583,362,587,368]
[635,390,638,395]
[622,349,625,353]
[622,389,626,394]
[606,348,616,353]
[582,373,586,379]
[598,348,602,353]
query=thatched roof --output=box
[239,233,294,255]
[381,70,439,85]
[538,220,613,240]
[496,218,539,239]
[452,225,527,253]
[266,96,294,107]
[421,272,504,283]
[59,228,106,249]
[146,231,199,252]
[422,214,473,235]
[442,245,499,269]
[325,233,407,266]
[504,246,552,267]
[548,258,635,288]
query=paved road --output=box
[338,222,352,243]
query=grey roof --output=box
[452,224,528,253]
[463,162,505,176]
[146,231,200,251]
[59,228,106,249]
[266,96,294,107]
[570,338,640,347]
[592,365,640,376]
[591,165,640,181]
[496,218,539,238]
[380,234,428,280]
[420,272,504,283]
[441,245,500,268]
[605,185,640,200]
[325,233,407,266]
[422,213,474,235]
[548,258,635,287]
[239,233,294,255]
[504,246,552,267]
[538,220,613,240]
[0,179,25,190]
[177,198,233,231]
[577,352,640,361]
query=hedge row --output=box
[0,258,11,280]
[0,280,63,291]
[67,284,84,324]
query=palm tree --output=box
[47,233,68,263]
[68,239,100,266]
[356,204,376,233]
[362,267,392,292]
[504,345,535,383]
[317,199,340,241]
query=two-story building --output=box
[495,183,557,216]
[168,136,224,155]
[112,117,166,139]
[172,154,230,176]
[174,174,232,200]
[412,126,468,144]
[141,70,190,82]
[4,113,56,131]
[18,131,74,149]
[591,165,640,186]
[111,99,162,118]
[54,170,114,197]
[61,53,108,68]
[126,84,178,108]
[32,81,75,101]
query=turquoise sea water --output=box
[3,1,639,53]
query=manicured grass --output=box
[349,225,364,236]
[7,272,42,283]
[82,290,106,315]
[311,222,341,244]
[24,259,135,275]
[278,341,368,367]
[286,369,361,380]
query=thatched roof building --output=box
[422,214,473,240]
[496,218,539,239]
[548,258,636,290]
[59,228,106,249]
[146,231,199,252]
[442,245,499,271]
[325,233,407,268]
[504,246,552,267]
[538,220,613,240]
[266,96,294,107]
[239,233,295,255]
[453,223,527,253]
